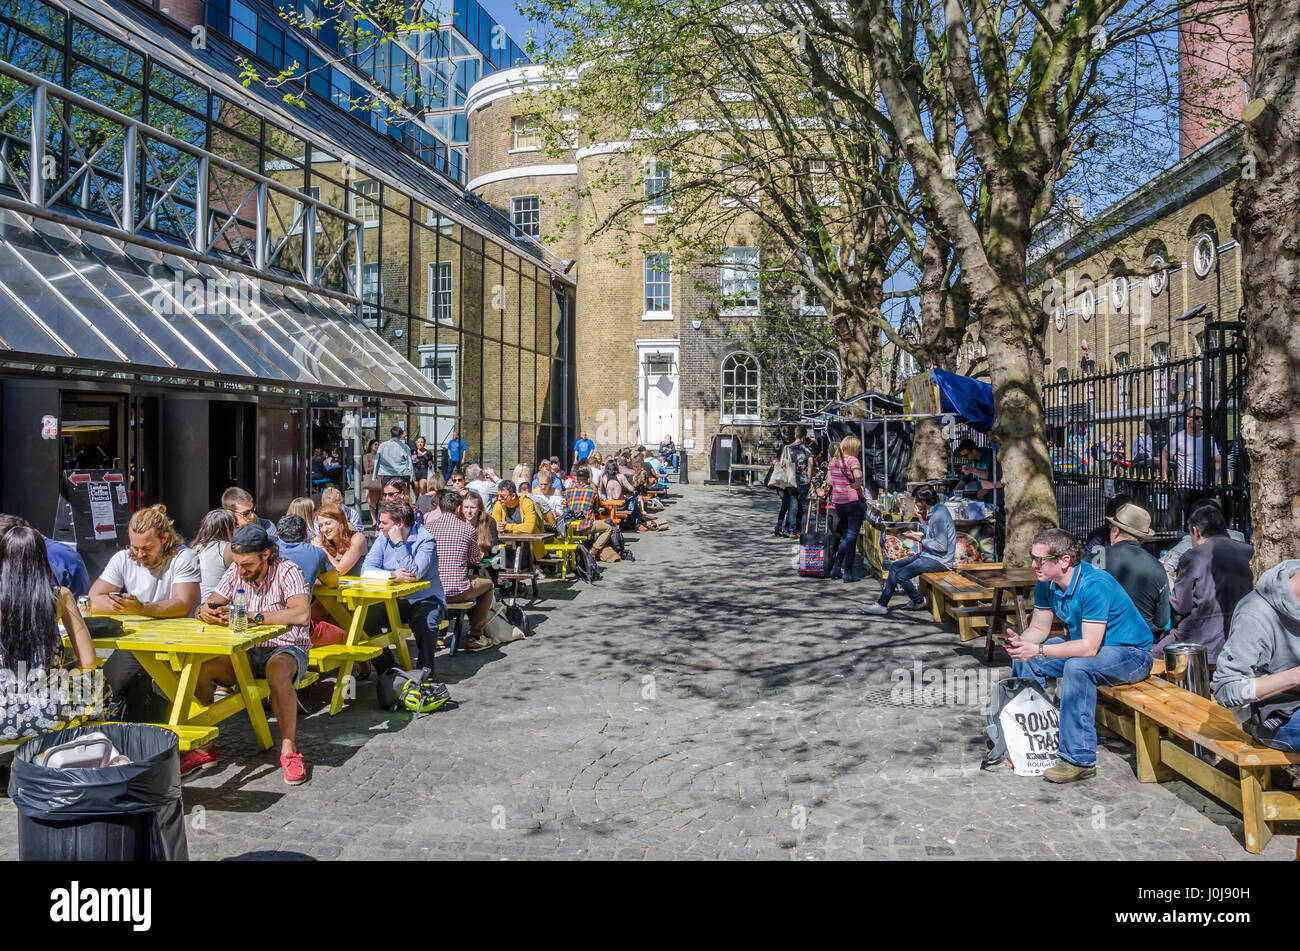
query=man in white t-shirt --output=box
[1161,405,1221,486]
[89,505,201,723]
[89,505,200,617]
[1161,404,1222,531]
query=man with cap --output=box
[1089,501,1170,638]
[192,523,313,785]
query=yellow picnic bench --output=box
[542,522,589,580]
[314,579,431,714]
[89,616,292,752]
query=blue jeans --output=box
[878,553,948,605]
[1012,639,1153,767]
[833,500,866,571]
[1261,711,1300,752]
[777,486,808,534]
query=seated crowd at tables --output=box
[0,445,672,785]
[841,474,1294,782]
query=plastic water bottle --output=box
[230,586,249,634]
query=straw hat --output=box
[1106,502,1155,540]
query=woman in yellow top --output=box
[491,480,549,564]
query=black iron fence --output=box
[1043,325,1247,546]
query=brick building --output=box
[466,66,843,476]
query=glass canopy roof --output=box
[0,208,450,405]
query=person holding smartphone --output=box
[88,505,201,722]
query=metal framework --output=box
[0,57,364,305]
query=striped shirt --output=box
[827,455,863,505]
[424,511,479,598]
[215,557,310,648]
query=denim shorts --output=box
[247,645,309,684]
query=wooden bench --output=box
[920,565,1013,641]
[1097,675,1300,853]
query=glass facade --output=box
[204,0,529,183]
[0,0,570,468]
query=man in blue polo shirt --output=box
[1006,527,1153,783]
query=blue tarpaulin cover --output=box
[932,369,994,432]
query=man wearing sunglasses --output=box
[221,486,279,541]
[1004,528,1154,783]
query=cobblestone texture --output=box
[2,483,1293,860]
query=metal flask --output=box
[1163,643,1211,698]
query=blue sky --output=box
[480,0,539,50]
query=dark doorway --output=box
[257,403,303,518]
[210,401,255,509]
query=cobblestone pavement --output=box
[2,483,1294,860]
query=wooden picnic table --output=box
[495,532,551,605]
[599,498,627,526]
[727,463,770,490]
[314,579,429,704]
[89,615,288,751]
[969,566,1039,662]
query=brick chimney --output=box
[1179,1,1253,157]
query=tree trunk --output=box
[1234,0,1300,575]
[970,251,1059,567]
[834,311,879,395]
[908,231,964,483]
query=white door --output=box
[643,353,678,446]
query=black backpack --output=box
[609,526,626,555]
[573,543,603,583]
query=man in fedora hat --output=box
[1090,501,1170,637]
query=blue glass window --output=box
[2,0,65,40]
[73,22,144,81]
[229,0,257,50]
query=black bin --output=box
[9,723,188,861]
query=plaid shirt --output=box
[564,482,600,531]
[423,511,479,598]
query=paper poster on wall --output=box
[87,482,117,540]
[41,415,58,439]
[115,484,128,506]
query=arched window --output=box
[1152,342,1169,409]
[1114,352,1130,411]
[1077,275,1096,321]
[721,352,761,423]
[800,351,840,414]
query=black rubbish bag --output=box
[9,723,188,861]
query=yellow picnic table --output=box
[313,578,431,714]
[90,615,288,751]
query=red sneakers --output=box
[280,751,307,785]
[179,746,217,777]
